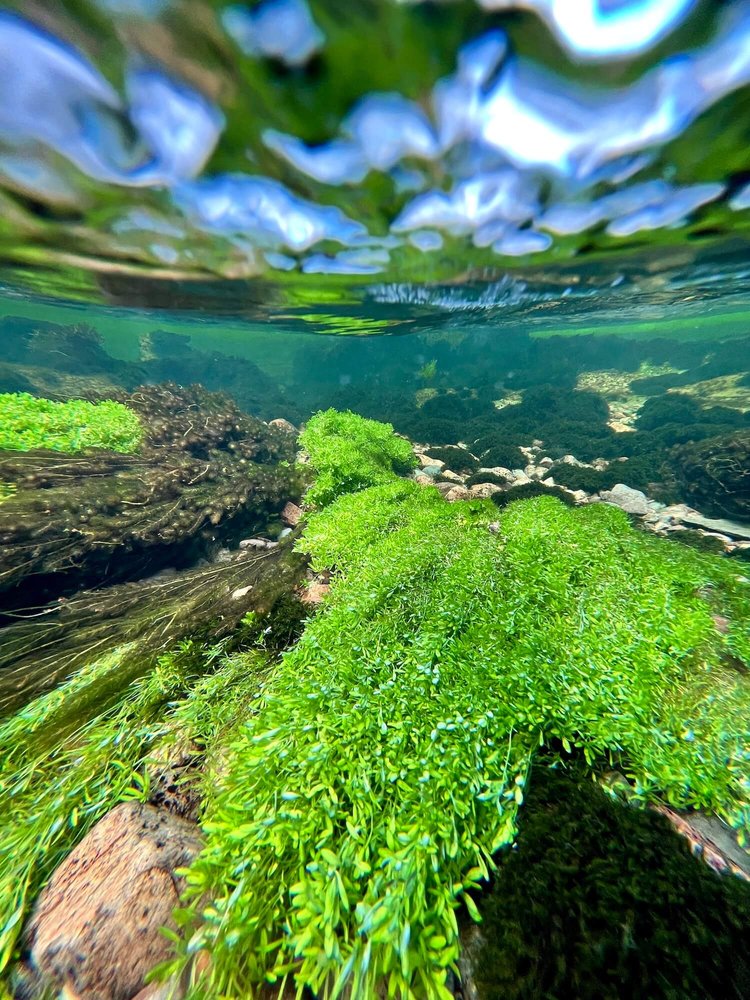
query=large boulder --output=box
[23,802,203,1000]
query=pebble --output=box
[281,501,302,527]
[478,466,514,481]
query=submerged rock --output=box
[600,482,650,515]
[23,802,202,1000]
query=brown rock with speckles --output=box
[25,802,202,1000]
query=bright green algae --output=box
[165,413,750,1000]
[0,392,142,454]
[0,410,748,998]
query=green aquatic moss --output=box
[168,414,750,1000]
[299,407,417,507]
[0,483,14,503]
[475,767,750,1000]
[0,392,142,454]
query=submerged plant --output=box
[0,640,272,973]
[0,392,143,454]
[299,408,417,507]
[167,415,750,1000]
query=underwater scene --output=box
[1,1,750,999]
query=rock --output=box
[600,483,649,515]
[488,521,500,534]
[511,472,531,487]
[417,453,444,470]
[532,438,544,448]
[421,464,443,478]
[300,580,330,605]
[434,482,456,497]
[278,527,292,539]
[440,470,464,483]
[592,458,609,471]
[269,418,298,435]
[542,476,556,487]
[239,537,275,550]
[677,512,750,541]
[281,501,302,527]
[478,466,514,481]
[25,802,202,1000]
[213,547,233,564]
[560,454,586,467]
[570,490,589,503]
[524,465,545,481]
[231,584,253,600]
[469,483,504,498]
[445,486,471,502]
[415,474,433,486]
[539,456,553,468]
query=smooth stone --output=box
[440,469,464,483]
[478,466,514,481]
[421,464,443,478]
[542,476,556,487]
[539,456,554,468]
[679,512,750,541]
[512,472,532,487]
[600,483,649,515]
[417,453,444,470]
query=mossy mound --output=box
[475,767,750,1000]
[669,429,750,521]
[161,413,750,1000]
[0,393,143,454]
[299,408,416,507]
[424,446,480,474]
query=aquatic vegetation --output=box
[0,383,303,598]
[0,484,14,504]
[0,536,307,715]
[418,359,438,381]
[423,446,479,474]
[0,639,272,974]
[0,392,143,454]
[670,429,750,521]
[168,415,750,1000]
[474,767,750,1000]
[299,407,416,507]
